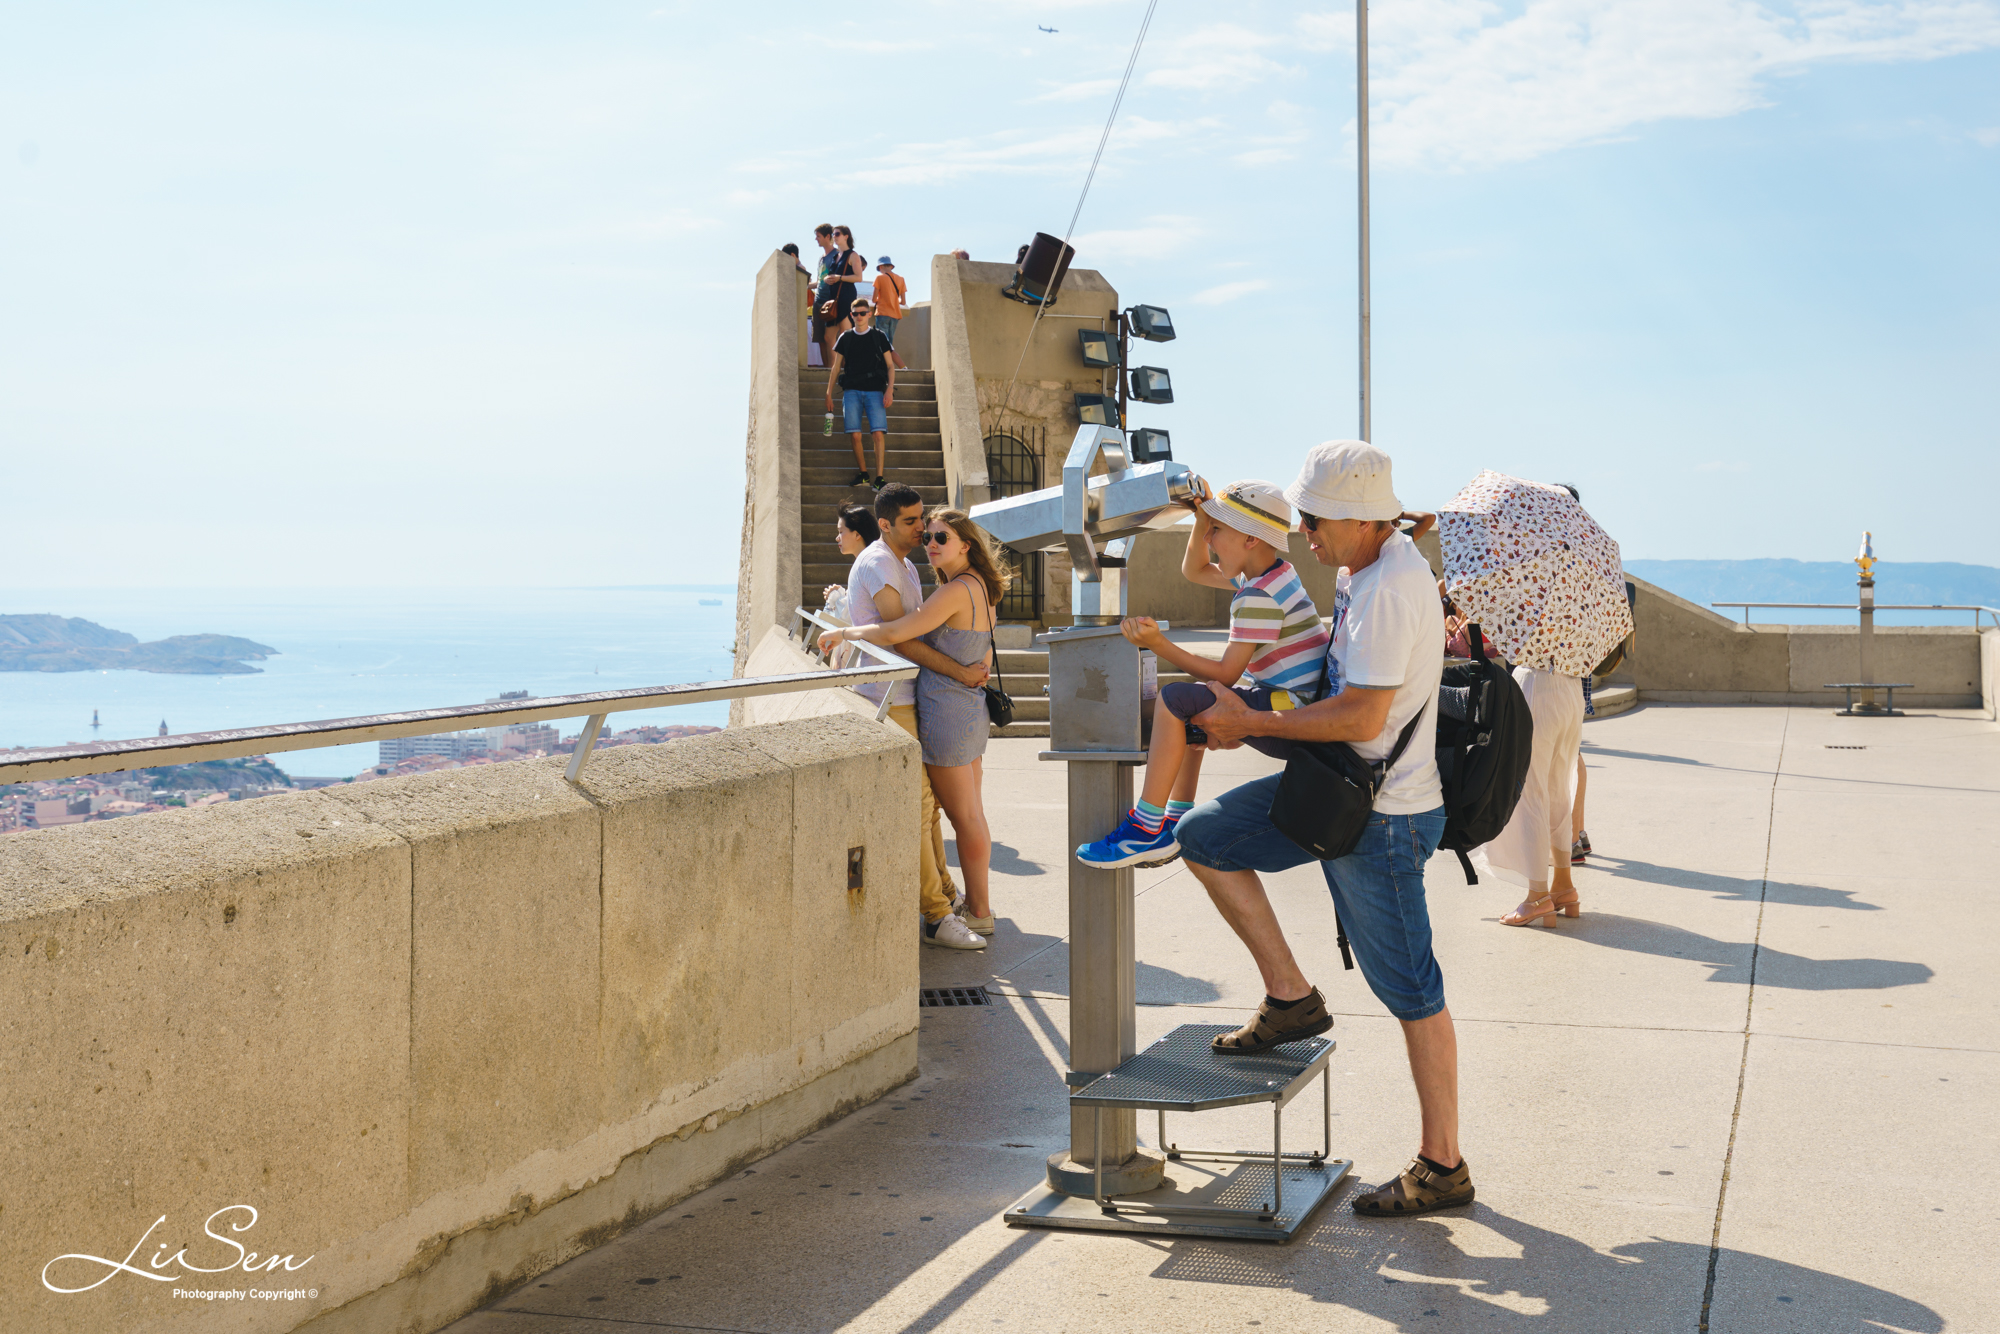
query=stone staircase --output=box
[797,368,947,614]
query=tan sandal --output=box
[1551,889,1581,920]
[1211,988,1332,1054]
[1500,893,1559,927]
[1353,1157,1475,1216]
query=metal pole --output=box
[1068,758,1138,1179]
[1356,0,1371,443]
[1858,573,1877,711]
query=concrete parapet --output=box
[0,717,919,1334]
[733,251,806,710]
[1982,627,1998,720]
[1621,575,1982,707]
[929,255,989,511]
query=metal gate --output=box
[984,431,1044,622]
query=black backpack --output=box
[1434,625,1534,883]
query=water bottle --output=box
[823,412,834,437]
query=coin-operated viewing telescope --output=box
[972,424,1207,751]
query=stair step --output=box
[796,436,944,452]
[802,468,946,488]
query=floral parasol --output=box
[1438,470,1633,677]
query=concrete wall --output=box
[1984,627,1999,719]
[893,302,931,371]
[1618,575,1982,707]
[1,717,919,1334]
[733,252,806,717]
[929,256,989,512]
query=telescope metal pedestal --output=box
[1005,1025,1352,1242]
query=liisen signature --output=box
[42,1206,314,1294]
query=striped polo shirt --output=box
[1229,559,1332,700]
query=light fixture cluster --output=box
[1074,303,1177,462]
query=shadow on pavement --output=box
[1538,912,1933,990]
[1594,855,1883,911]
[1149,1201,1943,1333]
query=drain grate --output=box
[920,987,993,1008]
[1824,744,1867,750]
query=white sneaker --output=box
[948,888,967,916]
[922,914,987,950]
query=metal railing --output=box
[0,623,916,788]
[1711,603,2000,628]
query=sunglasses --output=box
[923,530,954,545]
[1300,513,1322,531]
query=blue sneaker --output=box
[1076,816,1180,870]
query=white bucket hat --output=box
[1199,480,1293,548]
[1283,440,1402,522]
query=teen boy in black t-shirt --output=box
[826,298,897,488]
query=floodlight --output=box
[1073,393,1114,426]
[1077,329,1115,368]
[1129,428,1172,463]
[1128,305,1176,342]
[1003,232,1077,306]
[1129,366,1173,404]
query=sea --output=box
[2,587,738,779]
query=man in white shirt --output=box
[1176,441,1471,1218]
[848,484,990,951]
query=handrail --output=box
[1710,602,2000,628]
[0,636,918,786]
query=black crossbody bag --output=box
[1267,708,1423,863]
[952,573,1014,727]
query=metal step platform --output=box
[1004,1024,1351,1242]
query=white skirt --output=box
[1478,667,1584,892]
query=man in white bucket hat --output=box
[1174,440,1470,1217]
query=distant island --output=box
[0,615,278,675]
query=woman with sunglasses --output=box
[819,510,1010,938]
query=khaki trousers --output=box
[888,704,958,922]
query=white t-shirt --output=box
[847,539,924,706]
[1327,532,1444,815]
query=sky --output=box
[3,0,1996,588]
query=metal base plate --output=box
[1004,1155,1352,1243]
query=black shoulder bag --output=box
[1268,709,1424,863]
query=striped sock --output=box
[1164,799,1195,827]
[1131,799,1167,835]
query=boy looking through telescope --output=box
[1075,480,1333,871]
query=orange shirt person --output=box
[872,257,908,349]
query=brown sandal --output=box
[1353,1157,1475,1216]
[1211,988,1333,1054]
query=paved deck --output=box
[447,703,1997,1333]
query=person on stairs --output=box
[1075,480,1330,870]
[826,296,895,490]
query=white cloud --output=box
[1144,23,1295,91]
[1030,78,1122,103]
[1069,216,1205,261]
[1288,1,2000,169]
[835,116,1188,187]
[1192,279,1271,304]
[1975,125,2000,144]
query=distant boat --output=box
[699,598,724,606]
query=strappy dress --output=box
[914,573,994,768]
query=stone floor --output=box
[445,703,1997,1333]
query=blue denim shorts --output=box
[843,389,887,433]
[1159,680,1296,762]
[1175,774,1449,1021]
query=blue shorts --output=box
[843,389,887,434]
[1175,774,1449,1022]
[1159,680,1297,762]
[874,316,899,346]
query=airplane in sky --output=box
[1038,25,1058,33]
